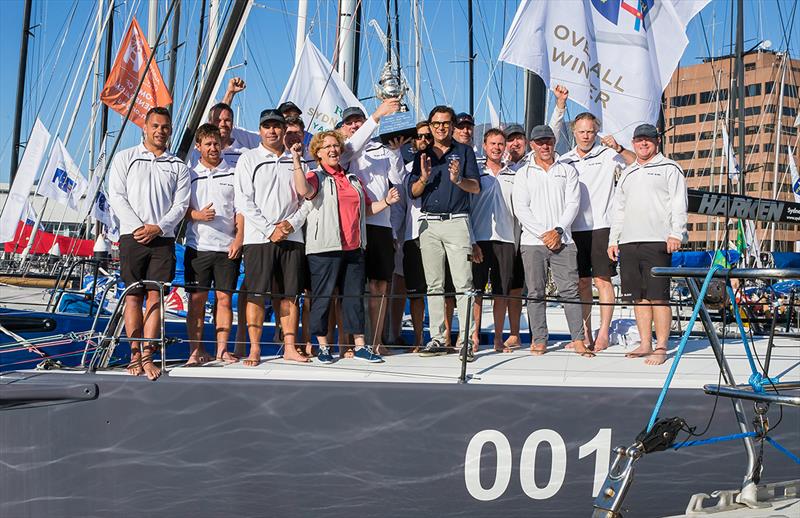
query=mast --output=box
[193,0,206,100]
[89,0,104,180]
[413,0,421,119]
[167,0,182,114]
[523,71,546,135]
[734,0,745,194]
[100,0,113,143]
[770,56,786,251]
[148,0,159,47]
[337,0,359,93]
[9,0,33,185]
[295,0,308,64]
[208,0,219,61]
[467,0,474,115]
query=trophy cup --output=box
[375,62,417,144]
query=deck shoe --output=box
[318,347,334,364]
[353,347,384,363]
[419,339,448,357]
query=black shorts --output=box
[619,242,671,302]
[472,241,515,295]
[573,228,617,278]
[119,235,176,296]
[402,238,454,296]
[184,248,241,294]
[242,241,305,299]
[511,249,525,290]
[365,225,394,282]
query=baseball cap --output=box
[341,106,367,123]
[529,125,555,141]
[455,112,475,126]
[503,123,526,138]
[259,109,286,126]
[278,101,302,115]
[633,123,659,139]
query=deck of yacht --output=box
[157,336,799,389]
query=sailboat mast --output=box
[523,72,546,135]
[413,0,421,119]
[167,0,182,113]
[9,0,32,185]
[337,0,359,93]
[100,0,113,143]
[770,57,787,251]
[295,0,308,64]
[734,0,745,194]
[89,0,104,179]
[467,0,474,115]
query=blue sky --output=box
[0,0,798,183]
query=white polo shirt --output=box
[108,143,190,238]
[560,144,627,232]
[185,159,237,252]
[609,153,688,245]
[470,164,516,244]
[349,139,404,228]
[512,156,581,247]
[235,144,309,246]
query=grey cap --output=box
[633,123,659,139]
[503,123,526,138]
[529,124,555,141]
[341,106,366,123]
[259,109,286,126]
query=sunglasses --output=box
[416,133,433,140]
[429,121,452,129]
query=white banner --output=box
[92,188,120,241]
[37,138,88,211]
[790,145,799,204]
[0,119,51,242]
[721,125,740,181]
[487,98,501,128]
[499,0,709,145]
[279,38,365,134]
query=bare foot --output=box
[493,341,506,353]
[185,349,211,367]
[564,341,575,350]
[409,346,420,354]
[504,336,521,349]
[141,358,161,380]
[645,348,668,366]
[625,344,653,358]
[216,351,239,363]
[471,334,480,353]
[304,344,315,357]
[283,348,310,363]
[593,333,610,353]
[530,343,547,356]
[375,345,392,356]
[126,351,144,376]
[243,355,261,367]
[572,340,595,358]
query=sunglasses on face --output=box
[416,133,433,140]
[429,121,452,129]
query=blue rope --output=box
[673,431,757,450]
[726,285,761,390]
[765,437,800,465]
[647,265,723,432]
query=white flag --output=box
[487,98,501,128]
[789,145,800,204]
[499,0,709,145]
[721,125,740,181]
[0,119,51,242]
[37,139,88,211]
[279,38,366,133]
[21,201,42,229]
[92,188,119,241]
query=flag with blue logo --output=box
[499,0,710,145]
[21,201,43,230]
[92,188,120,241]
[37,138,88,211]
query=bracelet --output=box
[616,144,624,153]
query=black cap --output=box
[455,112,475,126]
[334,120,344,130]
[633,123,659,139]
[529,125,555,141]
[259,109,286,126]
[341,106,366,123]
[278,101,302,115]
[503,123,526,138]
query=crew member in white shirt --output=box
[469,128,519,353]
[512,125,593,357]
[559,109,636,352]
[338,105,406,355]
[108,107,191,380]
[184,124,244,366]
[608,124,687,366]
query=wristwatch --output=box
[554,227,564,236]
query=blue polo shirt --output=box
[406,141,480,215]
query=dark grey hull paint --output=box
[1,372,797,517]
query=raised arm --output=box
[341,98,401,161]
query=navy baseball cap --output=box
[259,109,286,126]
[633,123,659,139]
[503,123,526,138]
[278,101,302,115]
[529,125,555,141]
[455,112,475,126]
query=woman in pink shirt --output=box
[292,131,399,364]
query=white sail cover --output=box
[279,38,365,133]
[499,0,710,145]
[0,119,51,242]
[37,138,88,211]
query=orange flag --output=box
[100,17,172,128]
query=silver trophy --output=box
[375,62,416,143]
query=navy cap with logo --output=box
[278,101,302,115]
[455,112,475,126]
[259,109,286,126]
[341,106,367,124]
[633,123,659,139]
[503,123,526,139]
[529,125,555,141]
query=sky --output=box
[0,0,798,183]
